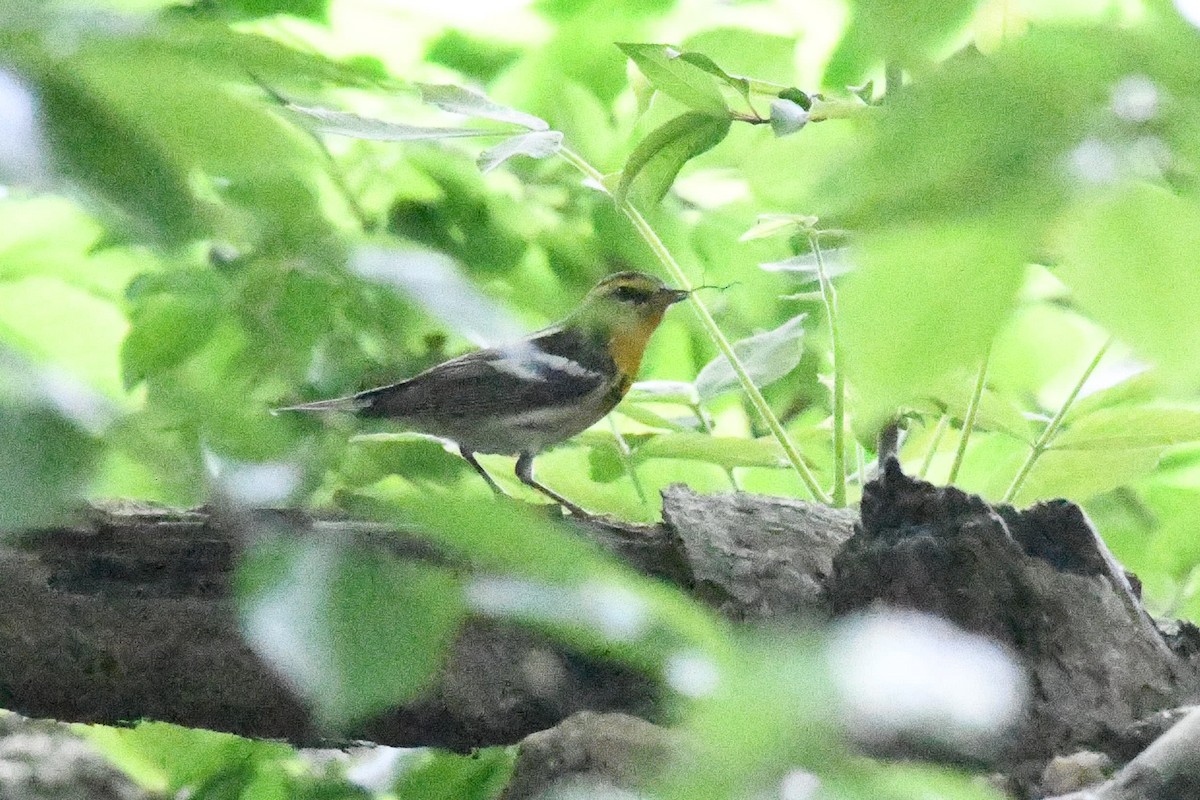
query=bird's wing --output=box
[360,328,616,420]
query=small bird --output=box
[276,271,690,515]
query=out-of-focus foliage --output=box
[3,0,1200,797]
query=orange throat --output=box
[607,312,664,394]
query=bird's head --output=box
[578,270,688,322]
[569,271,689,376]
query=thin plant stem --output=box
[855,443,866,487]
[692,402,740,491]
[810,232,846,506]
[1002,337,1113,504]
[918,414,950,480]
[947,344,992,485]
[607,416,649,509]
[557,145,830,503]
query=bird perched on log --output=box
[276,271,690,515]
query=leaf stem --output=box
[810,233,845,506]
[1002,337,1113,504]
[557,145,830,503]
[607,417,649,508]
[918,414,950,480]
[946,344,991,485]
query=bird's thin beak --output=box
[665,288,691,304]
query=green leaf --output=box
[79,721,292,795]
[694,314,807,401]
[237,540,466,728]
[393,748,515,800]
[425,30,523,83]
[284,104,498,141]
[478,130,564,173]
[1055,184,1200,393]
[1052,407,1200,451]
[121,292,223,389]
[418,83,549,130]
[825,0,983,87]
[676,51,750,104]
[839,219,1026,427]
[0,404,99,532]
[1014,446,1164,506]
[617,43,729,115]
[32,66,205,244]
[184,0,329,22]
[616,111,731,204]
[636,432,789,469]
[587,441,626,483]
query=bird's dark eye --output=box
[614,285,652,303]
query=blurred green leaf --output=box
[393,748,515,800]
[825,0,983,87]
[1014,445,1164,506]
[839,219,1026,426]
[238,539,467,728]
[1056,183,1200,393]
[1052,406,1200,451]
[80,721,292,795]
[0,404,99,532]
[426,30,523,83]
[478,130,564,173]
[617,111,732,204]
[183,0,329,22]
[33,65,206,244]
[617,43,729,115]
[695,314,807,401]
[121,292,224,389]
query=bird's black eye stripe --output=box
[614,285,654,303]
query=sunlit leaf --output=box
[695,314,807,401]
[418,83,549,130]
[617,111,731,204]
[1056,183,1200,393]
[617,43,729,115]
[839,219,1026,426]
[478,130,563,173]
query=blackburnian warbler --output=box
[276,271,689,515]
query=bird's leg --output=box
[515,452,588,517]
[460,449,506,495]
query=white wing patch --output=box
[489,342,602,382]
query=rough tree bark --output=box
[2,466,1199,797]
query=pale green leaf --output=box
[617,43,729,115]
[695,314,807,401]
[478,130,563,173]
[418,83,549,130]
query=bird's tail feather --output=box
[271,394,371,415]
